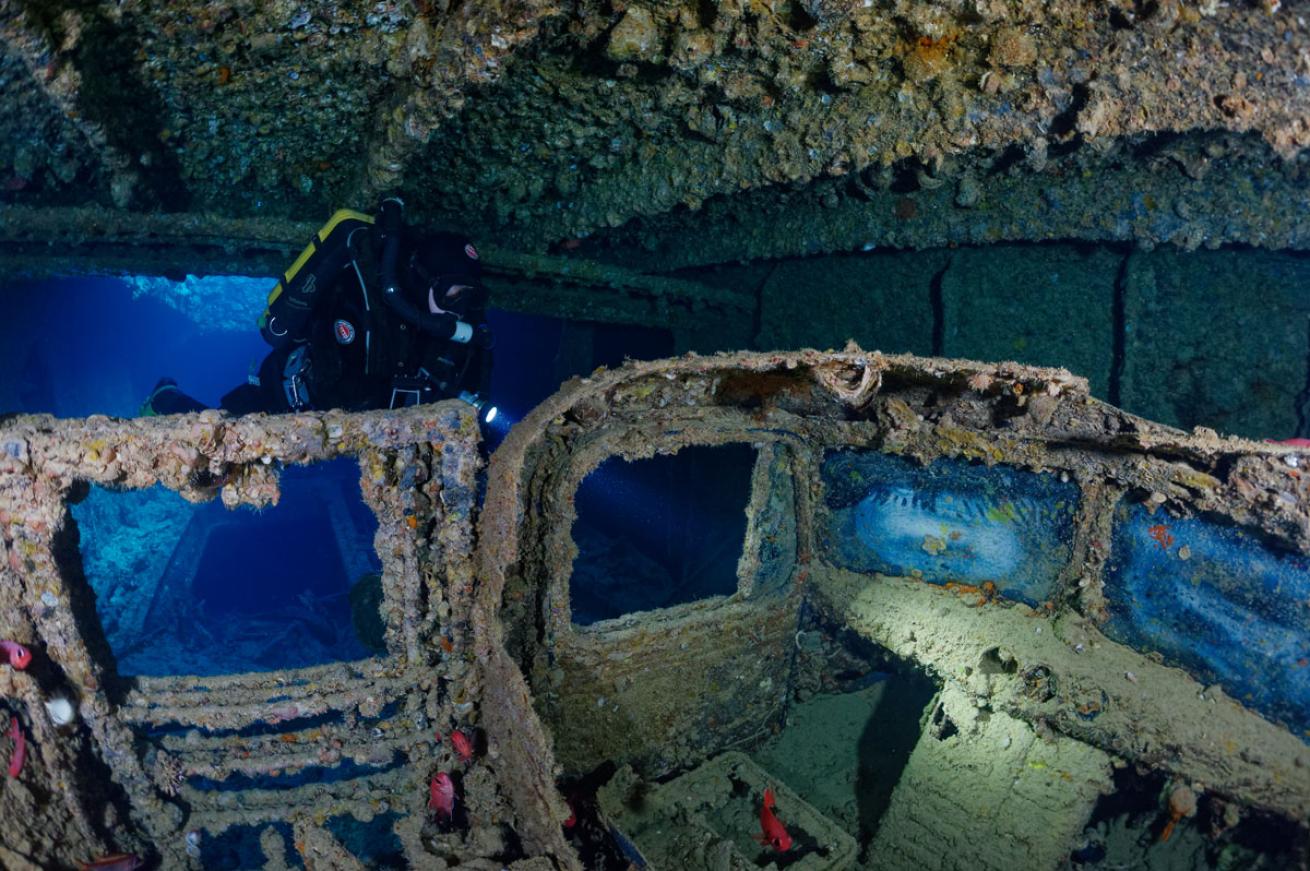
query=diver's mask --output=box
[407,232,484,316]
[422,278,476,317]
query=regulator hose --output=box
[376,197,473,343]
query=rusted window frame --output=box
[0,402,480,857]
[545,420,810,642]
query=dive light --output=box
[459,391,498,424]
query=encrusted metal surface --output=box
[3,348,1309,867]
[3,1,1310,271]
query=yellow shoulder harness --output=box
[260,208,376,327]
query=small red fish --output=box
[757,787,792,852]
[428,772,456,818]
[1268,438,1310,447]
[0,639,30,670]
[450,729,474,763]
[7,716,24,778]
[79,854,143,871]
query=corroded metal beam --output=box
[0,403,492,868]
[0,204,750,327]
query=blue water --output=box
[0,274,652,431]
[4,276,269,418]
[1104,502,1310,742]
[200,822,293,869]
[326,812,407,869]
[571,443,757,624]
[72,458,382,676]
[820,450,1080,605]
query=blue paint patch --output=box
[820,451,1079,604]
[1104,503,1310,742]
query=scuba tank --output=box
[258,208,375,348]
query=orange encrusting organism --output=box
[943,579,998,606]
[910,33,959,64]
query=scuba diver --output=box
[142,198,494,420]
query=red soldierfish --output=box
[78,855,144,871]
[0,640,30,670]
[450,729,474,763]
[757,787,793,852]
[1268,438,1310,447]
[428,772,456,818]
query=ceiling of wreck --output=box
[2,0,1309,281]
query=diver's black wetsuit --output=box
[146,202,492,417]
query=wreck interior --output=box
[4,0,1310,869]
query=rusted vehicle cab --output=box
[2,349,1308,869]
[482,349,1310,869]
